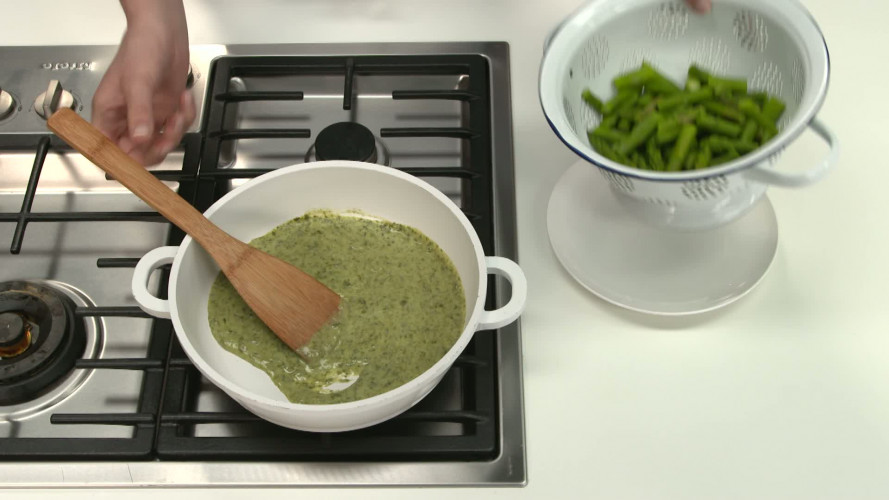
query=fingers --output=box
[125,90,194,166]
[687,0,711,13]
[139,147,168,167]
[91,107,127,144]
[122,79,157,147]
[92,21,190,167]
[147,90,195,165]
[152,91,195,154]
[91,82,127,143]
[119,135,135,155]
[120,82,191,166]
[180,90,196,129]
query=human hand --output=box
[92,0,194,166]
[685,0,712,13]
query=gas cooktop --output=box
[0,42,525,487]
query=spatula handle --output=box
[47,109,226,253]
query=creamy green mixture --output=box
[207,209,466,404]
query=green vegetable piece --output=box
[733,140,759,154]
[617,118,632,132]
[615,93,640,115]
[634,94,659,122]
[708,74,748,97]
[613,64,657,90]
[762,97,786,121]
[591,137,631,165]
[751,92,769,108]
[621,152,637,167]
[603,89,637,115]
[581,89,605,114]
[685,87,714,105]
[740,120,758,143]
[618,107,638,120]
[710,147,740,166]
[657,88,712,113]
[707,136,756,155]
[641,62,681,95]
[600,115,618,128]
[634,108,655,123]
[707,135,736,153]
[688,65,711,83]
[675,105,701,124]
[685,77,701,92]
[738,98,778,135]
[589,124,627,143]
[657,117,681,144]
[617,112,662,155]
[657,93,687,112]
[590,137,614,156]
[646,79,681,95]
[703,101,745,123]
[647,137,665,171]
[633,151,650,170]
[666,124,697,171]
[684,150,698,171]
[696,110,742,137]
[695,143,712,169]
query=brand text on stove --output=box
[41,62,94,71]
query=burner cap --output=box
[0,281,86,406]
[0,312,31,356]
[314,122,378,163]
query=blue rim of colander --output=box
[539,0,831,182]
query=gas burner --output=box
[305,121,390,165]
[0,281,101,413]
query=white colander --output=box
[539,0,837,230]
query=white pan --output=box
[130,161,527,432]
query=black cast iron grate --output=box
[0,54,501,462]
[0,133,201,459]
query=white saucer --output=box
[547,160,779,315]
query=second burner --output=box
[306,122,390,165]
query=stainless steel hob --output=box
[0,42,524,487]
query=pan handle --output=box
[132,246,179,319]
[476,257,528,331]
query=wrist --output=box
[120,0,188,39]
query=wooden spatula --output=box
[47,108,341,353]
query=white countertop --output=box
[4,0,888,498]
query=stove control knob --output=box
[34,80,77,119]
[0,87,16,120]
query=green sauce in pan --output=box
[207,209,466,405]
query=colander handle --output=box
[743,118,838,187]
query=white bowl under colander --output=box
[540,0,837,230]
